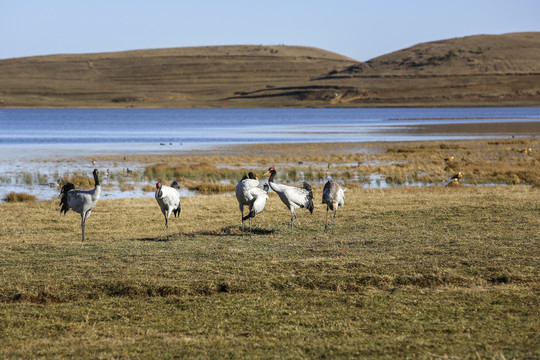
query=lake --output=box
[0,107,539,201]
[1,107,539,160]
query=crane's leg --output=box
[325,206,329,233]
[332,209,337,234]
[81,217,85,242]
[158,213,168,240]
[290,210,296,236]
[166,217,169,240]
[241,207,245,234]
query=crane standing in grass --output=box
[242,183,270,234]
[322,179,345,233]
[264,167,314,235]
[235,172,260,233]
[59,169,101,242]
[155,180,181,240]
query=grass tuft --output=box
[3,192,37,202]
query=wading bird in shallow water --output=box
[155,180,181,240]
[322,179,345,234]
[242,183,270,235]
[59,169,101,242]
[264,167,314,235]
[235,172,259,233]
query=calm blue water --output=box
[0,108,539,157]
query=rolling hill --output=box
[1,33,539,107]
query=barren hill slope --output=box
[0,45,356,107]
[231,32,540,106]
[339,32,540,76]
[1,33,539,107]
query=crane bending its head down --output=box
[155,180,181,240]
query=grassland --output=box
[1,139,539,358]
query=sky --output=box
[1,0,539,61]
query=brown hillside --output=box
[0,45,356,107]
[340,32,540,76]
[1,33,539,107]
[231,32,540,107]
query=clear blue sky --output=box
[1,0,539,61]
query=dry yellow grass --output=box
[0,184,538,358]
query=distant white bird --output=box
[59,169,101,242]
[264,167,314,235]
[242,183,270,234]
[155,180,181,240]
[322,179,345,233]
[235,172,259,232]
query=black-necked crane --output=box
[264,167,314,235]
[155,180,181,240]
[235,172,259,232]
[242,183,270,234]
[59,169,101,242]
[322,179,345,233]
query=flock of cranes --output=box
[59,167,346,242]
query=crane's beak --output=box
[263,171,270,177]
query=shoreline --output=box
[1,135,539,202]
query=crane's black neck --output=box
[268,169,276,183]
[93,169,100,186]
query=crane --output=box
[264,167,314,235]
[322,179,345,233]
[242,183,270,234]
[155,180,181,240]
[59,169,101,242]
[235,172,259,232]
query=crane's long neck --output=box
[268,170,276,184]
[92,171,101,199]
[93,172,100,187]
[268,170,289,194]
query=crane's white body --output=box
[155,182,181,240]
[269,181,311,214]
[60,169,101,242]
[265,167,313,235]
[241,184,270,234]
[235,175,260,232]
[322,179,345,233]
[247,186,269,218]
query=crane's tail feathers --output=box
[59,182,75,214]
[302,182,315,214]
[242,210,256,221]
[171,180,180,189]
[173,206,181,218]
[306,198,314,214]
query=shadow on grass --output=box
[131,226,275,240]
[134,237,170,242]
[187,225,275,237]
